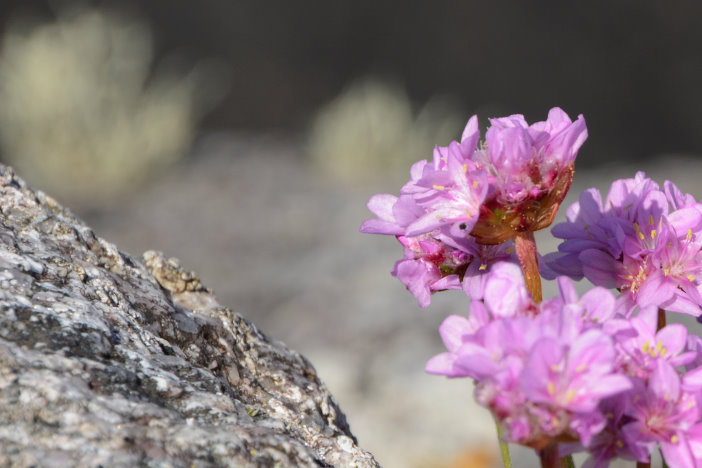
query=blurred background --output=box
[0,1,700,467]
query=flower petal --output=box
[579,249,619,288]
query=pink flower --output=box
[546,174,702,317]
[622,361,701,467]
[616,306,696,379]
[469,108,587,244]
[405,138,488,237]
[567,395,649,467]
[360,108,586,306]
[427,265,631,449]
[390,234,467,308]
[407,108,587,244]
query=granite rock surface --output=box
[0,164,379,467]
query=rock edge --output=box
[0,165,380,467]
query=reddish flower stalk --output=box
[515,231,542,303]
[539,443,559,468]
[658,308,667,331]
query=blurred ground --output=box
[82,133,699,468]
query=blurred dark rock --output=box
[0,164,379,467]
[2,1,702,165]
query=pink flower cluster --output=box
[426,263,702,467]
[361,107,702,467]
[361,108,587,307]
[545,172,702,317]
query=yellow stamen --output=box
[634,223,645,240]
[642,341,650,353]
[648,215,655,226]
[472,180,479,189]
[566,389,576,402]
[687,229,693,241]
[433,184,445,191]
[462,163,468,174]
[547,382,555,395]
[479,263,487,271]
[656,341,667,357]
[671,435,679,443]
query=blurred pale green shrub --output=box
[307,78,463,184]
[0,6,216,208]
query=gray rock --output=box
[0,165,379,468]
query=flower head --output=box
[427,265,631,449]
[468,109,587,243]
[361,108,586,305]
[546,173,702,317]
[622,360,701,467]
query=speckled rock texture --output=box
[0,165,380,468]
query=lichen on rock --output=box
[0,164,379,467]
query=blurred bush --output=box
[0,5,225,209]
[307,78,464,185]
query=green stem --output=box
[495,420,513,468]
[560,455,575,468]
